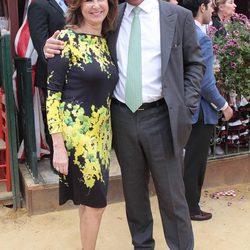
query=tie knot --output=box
[133,7,141,16]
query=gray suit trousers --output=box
[111,99,194,250]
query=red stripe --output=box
[16,21,31,57]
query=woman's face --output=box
[219,0,236,19]
[81,0,109,27]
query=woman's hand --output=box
[43,30,64,59]
[51,133,69,175]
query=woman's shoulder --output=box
[57,29,77,41]
[212,15,222,29]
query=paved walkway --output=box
[1,183,250,250]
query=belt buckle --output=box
[138,108,144,111]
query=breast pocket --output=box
[171,43,182,51]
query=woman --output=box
[212,0,236,35]
[210,0,236,155]
[46,0,118,249]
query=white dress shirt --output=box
[113,0,162,103]
[194,20,207,34]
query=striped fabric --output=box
[14,0,50,160]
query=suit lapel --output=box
[108,3,126,66]
[49,0,65,17]
[109,1,178,73]
[159,1,177,77]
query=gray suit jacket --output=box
[108,1,205,155]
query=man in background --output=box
[182,0,233,221]
[28,0,66,169]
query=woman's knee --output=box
[80,205,105,220]
[86,206,105,219]
[79,204,86,218]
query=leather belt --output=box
[112,98,165,111]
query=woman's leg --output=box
[79,205,105,250]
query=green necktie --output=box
[125,7,142,113]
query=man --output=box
[44,0,204,249]
[28,0,66,168]
[182,0,233,221]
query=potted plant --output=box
[209,13,250,100]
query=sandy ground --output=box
[1,183,250,250]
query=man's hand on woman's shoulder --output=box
[43,30,64,59]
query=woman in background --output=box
[211,0,250,155]
[212,0,236,36]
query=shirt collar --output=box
[55,0,68,13]
[125,0,158,17]
[194,19,203,29]
[194,19,208,33]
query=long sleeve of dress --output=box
[46,30,71,134]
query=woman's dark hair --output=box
[65,0,118,37]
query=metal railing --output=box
[209,118,250,160]
[0,33,21,208]
[15,58,38,182]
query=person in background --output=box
[0,0,5,16]
[210,0,236,155]
[28,0,67,170]
[212,0,236,36]
[44,0,205,249]
[46,0,118,249]
[182,0,233,221]
[28,0,66,93]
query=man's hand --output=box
[222,105,233,121]
[213,64,220,73]
[43,30,64,59]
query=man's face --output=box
[126,0,144,6]
[203,1,214,25]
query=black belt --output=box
[112,98,165,111]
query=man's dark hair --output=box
[182,0,210,17]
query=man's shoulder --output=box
[196,27,210,40]
[29,0,51,10]
[118,2,126,12]
[160,0,191,17]
[196,28,212,50]
[195,26,206,37]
